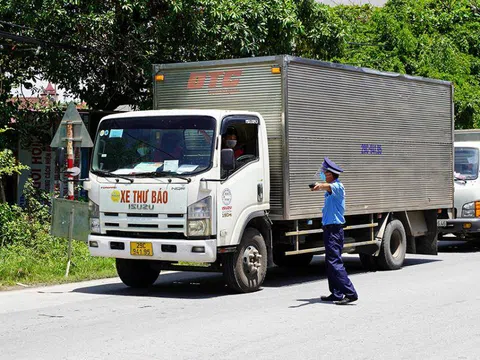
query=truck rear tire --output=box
[223,227,267,293]
[377,219,407,270]
[116,258,160,288]
[273,244,313,267]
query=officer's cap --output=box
[322,157,343,175]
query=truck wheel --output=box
[377,219,407,270]
[223,227,267,293]
[273,244,313,267]
[116,258,160,288]
[359,253,378,272]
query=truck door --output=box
[217,115,266,247]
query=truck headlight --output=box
[89,200,100,233]
[461,201,480,218]
[188,220,209,236]
[90,218,101,234]
[89,200,100,218]
[187,197,211,237]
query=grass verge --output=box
[0,239,116,289]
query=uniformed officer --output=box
[312,157,358,305]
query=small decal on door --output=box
[222,206,232,218]
[222,188,232,205]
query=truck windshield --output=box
[91,115,216,176]
[454,147,479,180]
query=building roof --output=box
[44,82,56,94]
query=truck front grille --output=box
[128,224,158,229]
[101,212,185,233]
[106,231,187,239]
[127,213,158,218]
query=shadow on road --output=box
[289,297,358,308]
[262,255,440,289]
[72,271,229,299]
[72,254,440,299]
[438,240,480,253]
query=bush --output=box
[0,180,52,249]
[0,180,116,287]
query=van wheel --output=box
[377,219,407,270]
[223,228,267,293]
[116,258,160,288]
[273,244,313,267]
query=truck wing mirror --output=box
[55,147,66,170]
[221,148,235,171]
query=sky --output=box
[12,80,78,102]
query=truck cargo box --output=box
[153,56,454,221]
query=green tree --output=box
[0,128,29,203]
[335,0,480,129]
[0,0,345,111]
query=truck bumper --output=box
[88,234,217,263]
[438,218,480,238]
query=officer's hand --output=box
[312,183,321,191]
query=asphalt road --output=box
[1,241,479,360]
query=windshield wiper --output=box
[92,170,134,183]
[135,171,191,183]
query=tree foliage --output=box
[335,0,480,128]
[0,128,29,203]
[0,0,345,111]
[0,0,479,128]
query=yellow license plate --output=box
[130,242,153,256]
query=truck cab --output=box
[439,140,480,239]
[86,109,271,292]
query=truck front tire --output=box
[377,219,407,270]
[116,258,160,288]
[223,227,268,293]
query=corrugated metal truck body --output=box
[154,56,454,221]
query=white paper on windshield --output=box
[177,164,199,174]
[133,162,163,173]
[163,160,179,172]
[112,168,135,175]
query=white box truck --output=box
[438,129,480,239]
[85,56,454,292]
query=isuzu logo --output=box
[128,204,154,210]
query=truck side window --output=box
[221,123,259,176]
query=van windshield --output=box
[455,147,479,180]
[91,115,216,176]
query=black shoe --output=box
[334,296,358,305]
[320,294,343,302]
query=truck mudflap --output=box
[438,218,480,238]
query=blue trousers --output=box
[324,224,358,299]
